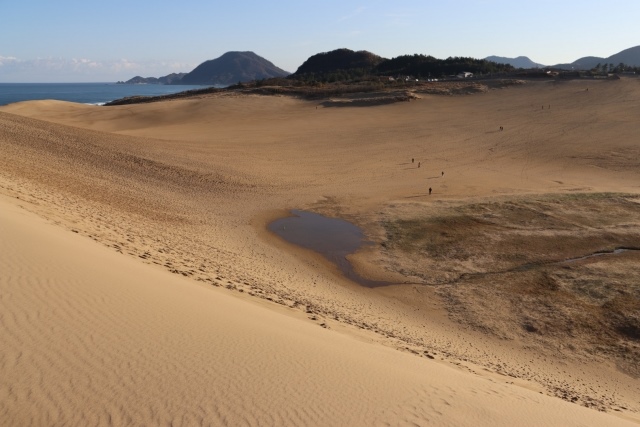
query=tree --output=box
[613,62,626,73]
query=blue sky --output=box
[1,0,638,82]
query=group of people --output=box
[411,158,443,196]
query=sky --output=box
[1,0,639,82]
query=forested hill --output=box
[290,49,513,82]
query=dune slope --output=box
[1,195,637,426]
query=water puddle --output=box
[268,210,391,287]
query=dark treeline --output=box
[374,54,514,78]
[591,62,640,74]
[293,68,374,84]
[290,49,515,83]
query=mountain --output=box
[484,55,545,69]
[604,45,640,67]
[119,73,187,85]
[552,45,640,70]
[118,52,289,86]
[290,49,513,82]
[179,51,289,85]
[293,48,385,75]
[552,56,605,71]
[484,46,640,71]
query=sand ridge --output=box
[1,77,639,424]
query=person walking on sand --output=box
[418,162,421,168]
[412,158,414,163]
[441,171,444,177]
[429,187,432,195]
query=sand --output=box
[1,77,639,425]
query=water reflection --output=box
[268,210,391,287]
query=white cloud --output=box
[71,58,101,69]
[0,55,197,82]
[0,55,19,66]
[109,59,142,72]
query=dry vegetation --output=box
[380,193,640,378]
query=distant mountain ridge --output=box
[120,73,186,85]
[487,45,640,70]
[118,51,289,86]
[484,56,545,69]
[120,45,640,87]
[553,56,604,71]
[552,45,640,70]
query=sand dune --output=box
[1,195,636,426]
[1,77,639,425]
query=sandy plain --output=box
[1,77,639,426]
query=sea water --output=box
[0,83,215,106]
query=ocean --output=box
[0,83,215,106]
